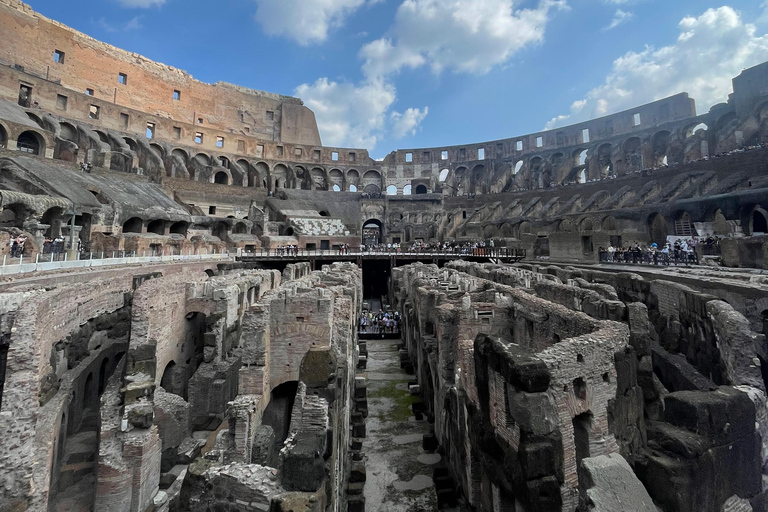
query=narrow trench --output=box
[362,330,441,511]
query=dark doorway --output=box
[362,260,391,300]
[573,412,593,491]
[363,219,383,246]
[261,381,299,467]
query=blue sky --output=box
[28,0,768,159]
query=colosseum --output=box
[0,1,767,511]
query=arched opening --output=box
[597,143,613,178]
[172,148,189,166]
[233,222,247,234]
[439,169,449,182]
[310,168,327,190]
[147,219,165,236]
[332,184,341,192]
[41,207,64,238]
[601,216,617,231]
[319,210,330,217]
[122,217,143,234]
[578,150,588,167]
[0,124,7,148]
[169,221,189,236]
[214,171,229,185]
[150,143,164,160]
[364,184,380,195]
[386,185,397,196]
[98,358,110,394]
[686,123,708,138]
[219,156,230,169]
[403,184,412,195]
[16,130,43,155]
[652,131,671,166]
[623,137,643,173]
[349,184,357,192]
[753,210,768,235]
[648,213,669,245]
[194,153,211,166]
[415,184,428,195]
[514,161,523,174]
[347,169,360,189]
[213,221,229,240]
[363,219,383,246]
[578,169,586,183]
[261,381,300,467]
[674,211,697,237]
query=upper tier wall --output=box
[0,0,322,146]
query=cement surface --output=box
[363,338,438,511]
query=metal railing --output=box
[239,247,524,259]
[0,250,231,276]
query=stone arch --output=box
[579,217,594,232]
[0,122,7,149]
[272,164,289,190]
[213,171,230,185]
[252,161,269,188]
[0,202,28,229]
[172,148,189,165]
[363,218,383,245]
[310,167,327,190]
[150,143,165,160]
[25,111,44,128]
[751,207,768,235]
[439,169,449,182]
[651,130,671,166]
[194,153,211,166]
[362,170,382,189]
[403,184,412,195]
[123,217,143,233]
[414,184,428,195]
[673,210,697,237]
[386,185,397,195]
[622,137,643,173]
[16,130,45,155]
[146,219,165,235]
[233,222,248,234]
[596,143,613,178]
[471,164,486,195]
[453,166,468,196]
[714,111,738,133]
[601,216,617,231]
[347,169,360,187]
[328,168,344,190]
[170,221,189,236]
[40,206,64,238]
[684,122,708,139]
[648,213,669,245]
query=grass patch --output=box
[369,380,419,422]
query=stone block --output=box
[581,453,656,512]
[506,387,557,435]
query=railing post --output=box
[35,254,39,264]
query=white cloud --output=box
[604,9,633,31]
[759,2,768,26]
[360,0,567,78]
[391,107,429,138]
[295,77,428,150]
[115,0,164,7]
[254,0,369,46]
[98,15,143,32]
[545,6,768,129]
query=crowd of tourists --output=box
[360,239,496,254]
[359,310,400,334]
[43,236,67,254]
[598,239,702,266]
